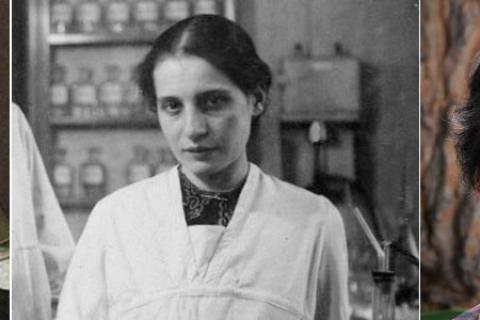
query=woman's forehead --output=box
[153,55,238,97]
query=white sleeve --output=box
[56,202,110,320]
[315,202,350,320]
[29,132,75,306]
[13,104,75,308]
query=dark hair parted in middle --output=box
[137,15,272,113]
[455,62,480,191]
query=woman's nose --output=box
[184,107,208,141]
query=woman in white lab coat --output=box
[56,15,349,320]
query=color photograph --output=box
[421,1,480,319]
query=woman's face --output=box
[153,55,260,184]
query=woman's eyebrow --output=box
[196,89,231,97]
[156,95,178,102]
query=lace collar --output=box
[178,168,245,226]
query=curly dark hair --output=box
[455,62,480,191]
[137,15,272,113]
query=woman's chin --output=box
[180,160,220,178]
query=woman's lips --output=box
[182,146,218,157]
[183,146,216,152]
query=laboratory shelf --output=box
[280,110,359,123]
[48,30,163,46]
[50,116,159,129]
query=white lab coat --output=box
[57,164,349,320]
[12,104,75,320]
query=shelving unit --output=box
[50,116,159,129]
[48,31,159,46]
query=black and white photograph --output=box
[11,1,419,319]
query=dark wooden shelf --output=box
[50,116,159,129]
[280,110,359,123]
[48,29,164,46]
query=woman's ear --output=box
[251,88,267,117]
[252,101,264,117]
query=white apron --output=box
[57,164,349,320]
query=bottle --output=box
[80,147,107,200]
[75,0,102,33]
[164,0,190,24]
[156,147,176,174]
[70,67,98,120]
[132,0,160,32]
[126,145,153,184]
[126,66,142,117]
[105,0,130,33]
[193,0,220,15]
[52,148,75,199]
[50,0,74,33]
[50,64,70,118]
[98,64,126,119]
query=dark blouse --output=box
[179,169,245,227]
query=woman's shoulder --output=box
[94,168,173,209]
[254,165,338,220]
[257,166,331,202]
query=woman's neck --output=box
[181,158,249,192]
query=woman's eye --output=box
[160,100,182,114]
[201,94,228,110]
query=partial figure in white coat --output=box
[12,103,75,320]
[56,15,350,320]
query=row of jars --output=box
[52,145,176,200]
[50,64,148,120]
[51,0,225,34]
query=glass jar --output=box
[133,0,160,32]
[126,145,153,184]
[52,148,74,199]
[105,0,130,33]
[50,0,73,33]
[80,147,107,200]
[50,64,70,118]
[98,64,126,119]
[70,67,98,120]
[193,0,220,15]
[164,0,190,23]
[75,0,102,33]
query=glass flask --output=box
[52,148,74,199]
[371,242,396,320]
[105,0,131,33]
[133,0,160,32]
[371,271,396,320]
[98,64,126,119]
[50,64,70,118]
[193,0,220,15]
[164,0,190,23]
[75,0,102,33]
[126,145,153,184]
[70,67,98,120]
[50,0,73,33]
[80,147,107,200]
